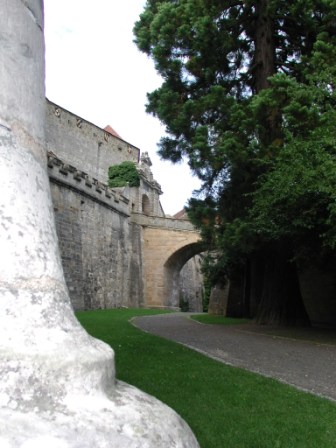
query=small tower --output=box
[129,152,165,216]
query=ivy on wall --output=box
[108,161,140,188]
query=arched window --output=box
[142,194,150,215]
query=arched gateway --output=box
[132,214,203,309]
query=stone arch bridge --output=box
[131,213,203,309]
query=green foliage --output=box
[134,1,336,323]
[250,133,336,254]
[77,309,336,448]
[198,53,336,263]
[134,0,334,169]
[108,161,140,188]
[249,34,336,256]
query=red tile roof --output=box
[173,209,188,219]
[104,125,121,138]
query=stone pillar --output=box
[0,1,199,446]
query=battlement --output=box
[47,151,130,216]
[131,212,196,232]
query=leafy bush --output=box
[108,161,140,188]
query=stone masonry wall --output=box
[126,153,165,217]
[141,225,202,308]
[46,100,140,184]
[45,102,203,312]
[48,154,144,310]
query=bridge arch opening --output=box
[163,242,205,311]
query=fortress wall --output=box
[45,100,140,183]
[48,155,144,310]
[45,101,203,312]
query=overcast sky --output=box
[44,0,201,215]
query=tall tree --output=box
[134,0,335,325]
[250,32,336,256]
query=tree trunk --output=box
[255,244,311,326]
[253,0,283,145]
[226,269,247,318]
[254,0,275,93]
[208,279,230,315]
[298,255,336,327]
[248,253,265,318]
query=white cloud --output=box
[44,0,201,215]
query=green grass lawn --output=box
[191,314,336,346]
[191,314,251,325]
[76,308,336,448]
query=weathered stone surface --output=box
[0,380,199,447]
[46,117,205,311]
[49,176,136,310]
[47,155,204,310]
[141,226,202,308]
[45,100,140,183]
[0,1,200,446]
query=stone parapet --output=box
[48,151,130,217]
[131,212,196,231]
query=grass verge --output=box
[76,308,336,448]
[191,314,250,325]
[191,314,336,345]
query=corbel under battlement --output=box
[47,151,130,216]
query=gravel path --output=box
[133,313,336,401]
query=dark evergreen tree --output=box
[134,0,336,325]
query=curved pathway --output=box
[133,313,336,401]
